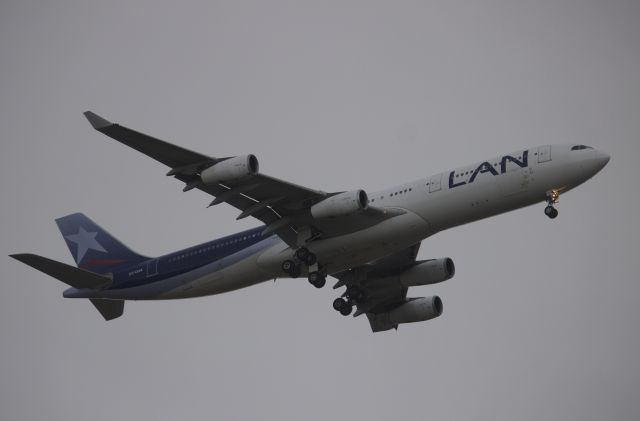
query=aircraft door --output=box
[146,259,158,277]
[429,173,442,193]
[538,145,551,163]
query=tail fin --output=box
[55,213,148,274]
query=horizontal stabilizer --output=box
[90,299,124,320]
[9,253,112,289]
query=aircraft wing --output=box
[84,112,400,247]
[331,243,423,331]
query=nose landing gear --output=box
[545,190,559,219]
[544,205,558,219]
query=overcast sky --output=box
[1,1,639,420]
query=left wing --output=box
[84,111,402,247]
[332,243,420,314]
[331,243,449,332]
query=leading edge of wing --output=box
[83,111,217,170]
[84,111,112,130]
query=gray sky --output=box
[1,1,639,420]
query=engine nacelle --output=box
[310,190,369,219]
[388,296,443,325]
[201,155,259,184]
[398,258,455,287]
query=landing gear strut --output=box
[545,190,559,219]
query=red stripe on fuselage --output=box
[80,259,127,268]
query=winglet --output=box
[83,111,113,130]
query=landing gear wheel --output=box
[281,260,295,274]
[339,305,353,316]
[544,205,558,219]
[308,272,326,288]
[295,247,317,266]
[333,297,353,316]
[295,247,309,261]
[545,190,559,219]
[333,297,347,311]
[282,260,301,278]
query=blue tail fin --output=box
[55,213,149,274]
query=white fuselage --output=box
[72,144,608,300]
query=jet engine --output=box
[388,296,443,324]
[201,155,259,184]
[398,258,455,287]
[310,190,369,219]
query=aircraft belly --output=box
[256,210,432,275]
[159,242,279,299]
[181,254,273,297]
[319,211,431,273]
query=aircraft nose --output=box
[594,150,610,170]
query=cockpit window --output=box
[571,145,593,151]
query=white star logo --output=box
[65,227,107,263]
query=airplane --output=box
[9,112,610,331]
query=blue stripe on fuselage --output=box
[108,226,274,290]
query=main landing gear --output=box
[545,190,559,219]
[308,271,326,288]
[281,246,326,288]
[281,259,301,278]
[332,285,365,317]
[333,298,352,316]
[294,247,317,266]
